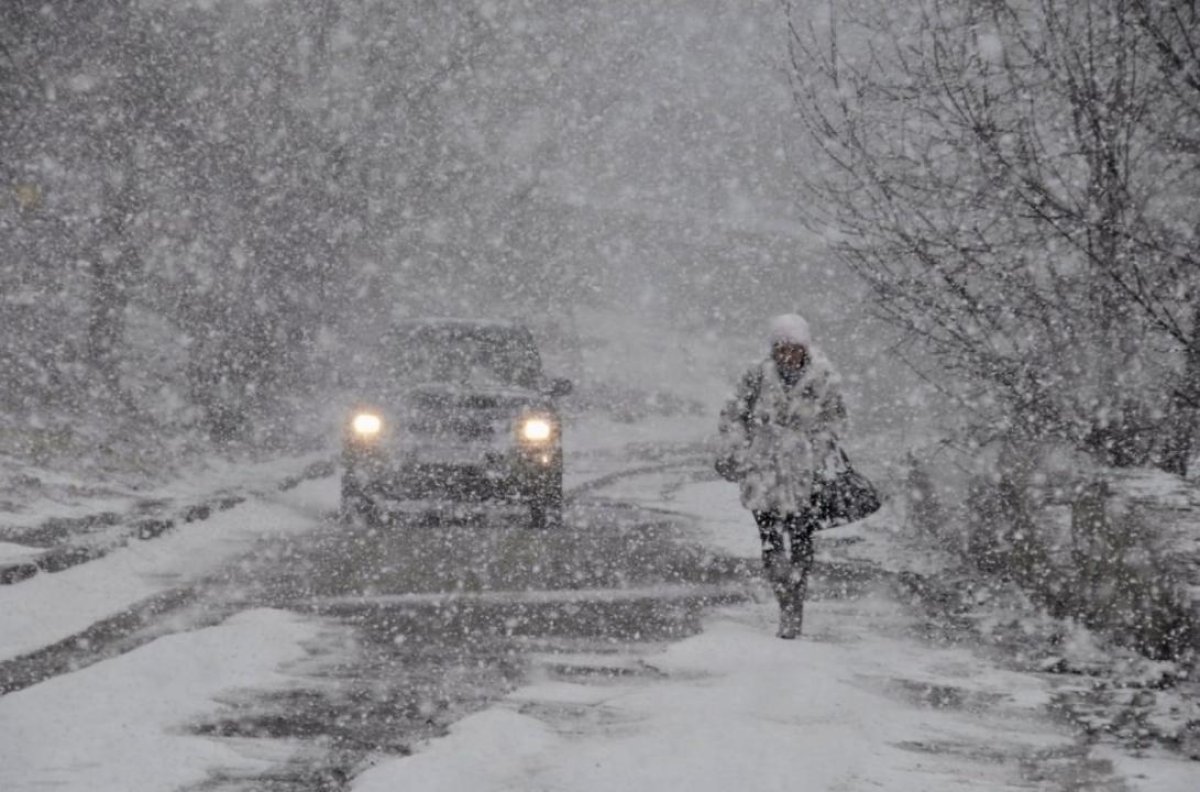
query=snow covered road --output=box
[350,482,1196,792]
[354,597,1129,792]
[0,419,754,790]
[0,416,1196,791]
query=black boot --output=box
[765,558,797,639]
[778,585,803,639]
[777,563,808,639]
[772,575,803,639]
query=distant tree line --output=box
[0,0,589,454]
[784,0,1200,475]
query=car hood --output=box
[401,382,550,412]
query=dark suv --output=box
[340,319,572,528]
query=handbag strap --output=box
[824,437,856,478]
[826,432,851,465]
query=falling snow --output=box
[1,2,1199,791]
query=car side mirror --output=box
[548,377,573,398]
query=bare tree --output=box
[783,0,1200,470]
[0,0,177,416]
[1129,0,1200,472]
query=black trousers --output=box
[754,509,817,573]
[753,509,818,620]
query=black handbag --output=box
[715,453,741,483]
[810,445,882,527]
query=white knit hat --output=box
[768,313,812,347]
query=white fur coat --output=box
[717,352,847,513]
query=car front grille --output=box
[397,463,512,500]
[409,417,498,440]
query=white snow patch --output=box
[662,478,758,557]
[0,477,333,662]
[0,540,43,564]
[354,709,560,792]
[351,598,1082,792]
[0,608,319,792]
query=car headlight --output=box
[351,412,383,438]
[521,417,553,442]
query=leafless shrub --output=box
[783,0,1200,474]
[903,452,948,539]
[1066,484,1194,660]
[958,443,1195,661]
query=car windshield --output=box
[386,324,543,389]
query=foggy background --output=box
[0,0,921,474]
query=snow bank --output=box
[0,450,330,532]
[0,608,319,792]
[0,476,334,663]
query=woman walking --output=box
[716,314,847,639]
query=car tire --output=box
[529,471,564,529]
[340,475,381,526]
